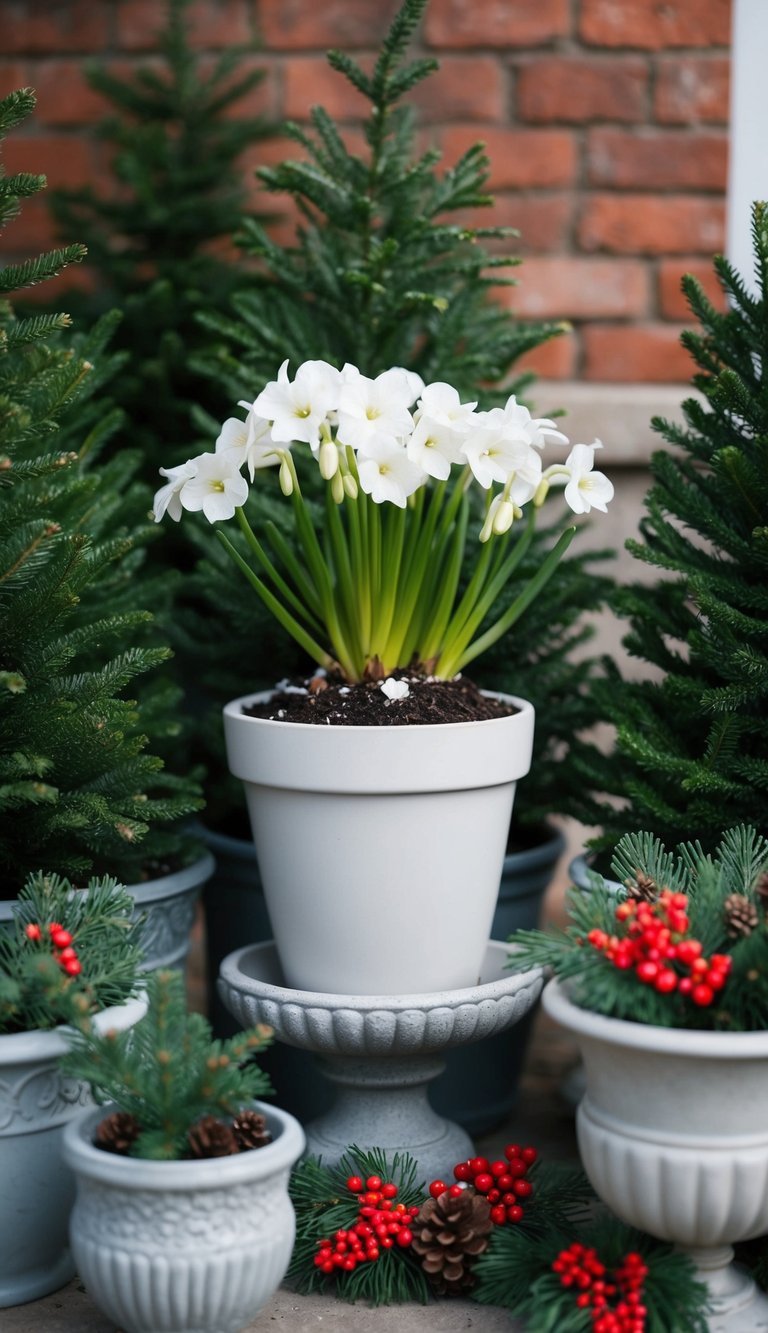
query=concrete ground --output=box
[4,832,582,1333]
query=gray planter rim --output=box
[128,849,215,906]
[0,993,146,1064]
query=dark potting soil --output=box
[242,672,518,727]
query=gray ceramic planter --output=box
[64,1100,305,1333]
[0,995,146,1308]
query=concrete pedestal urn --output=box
[63,1100,305,1333]
[0,996,146,1308]
[544,979,768,1333]
[223,690,535,995]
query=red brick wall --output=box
[1,0,731,382]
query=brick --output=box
[657,257,728,319]
[440,126,577,189]
[25,60,108,126]
[117,1,252,51]
[2,135,92,190]
[258,0,402,48]
[588,128,728,190]
[516,328,578,380]
[511,257,649,319]
[4,199,58,251]
[655,56,730,124]
[517,56,648,123]
[579,195,725,255]
[16,260,98,304]
[0,62,27,98]
[424,0,571,47]
[583,323,694,381]
[580,0,731,49]
[450,194,573,253]
[2,2,108,53]
[283,56,505,123]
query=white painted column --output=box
[727,0,768,293]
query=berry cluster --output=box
[313,1174,420,1275]
[429,1144,538,1227]
[587,890,731,1007]
[553,1244,648,1333]
[24,921,82,977]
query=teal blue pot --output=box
[200,820,564,1133]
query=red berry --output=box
[24,923,42,942]
[679,977,693,995]
[342,1256,356,1271]
[63,958,82,976]
[58,946,77,962]
[521,1147,537,1164]
[490,1160,507,1177]
[366,1175,382,1191]
[507,1205,524,1223]
[453,1161,473,1181]
[496,1173,513,1191]
[468,1157,489,1176]
[396,1228,412,1247]
[635,961,659,984]
[504,1144,522,1161]
[473,1173,494,1193]
[513,1179,533,1198]
[487,1188,501,1203]
[692,983,715,1007]
[346,1175,363,1192]
[490,1204,507,1225]
[448,1184,465,1198]
[381,1237,393,1248]
[51,928,73,949]
[47,922,63,936]
[506,1159,527,1178]
[429,1180,447,1198]
[381,1182,398,1199]
[655,968,678,993]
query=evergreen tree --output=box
[0,88,201,892]
[188,0,611,832]
[577,203,768,855]
[50,0,273,473]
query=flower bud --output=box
[331,471,345,504]
[343,473,358,500]
[492,499,516,535]
[533,478,550,507]
[319,440,339,480]
[279,460,294,496]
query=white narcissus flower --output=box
[356,440,426,508]
[416,381,478,428]
[178,452,249,523]
[336,367,419,451]
[460,414,542,493]
[563,441,615,514]
[152,460,198,523]
[500,394,569,449]
[406,414,466,481]
[215,404,279,481]
[253,359,341,450]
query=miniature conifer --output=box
[0,88,201,891]
[576,203,768,854]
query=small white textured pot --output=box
[0,995,146,1308]
[544,979,768,1333]
[64,1100,305,1333]
[223,690,535,994]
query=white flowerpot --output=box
[544,979,768,1332]
[223,690,535,994]
[0,995,146,1308]
[128,849,215,972]
[64,1101,305,1333]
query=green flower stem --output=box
[263,519,324,623]
[383,482,447,668]
[234,507,321,633]
[215,529,334,669]
[325,489,364,673]
[444,525,577,675]
[438,508,538,667]
[417,493,469,663]
[369,502,407,660]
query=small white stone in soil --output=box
[339,686,350,695]
[275,678,308,695]
[380,677,410,701]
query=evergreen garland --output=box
[60,968,273,1160]
[0,88,202,892]
[185,0,611,831]
[509,824,768,1031]
[0,869,142,1033]
[576,203,768,854]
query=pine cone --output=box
[724,892,759,937]
[232,1109,272,1152]
[624,869,658,902]
[95,1111,141,1156]
[411,1187,493,1295]
[186,1115,238,1159]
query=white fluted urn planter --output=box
[0,995,146,1308]
[63,1100,305,1333]
[544,979,768,1333]
[223,690,535,995]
